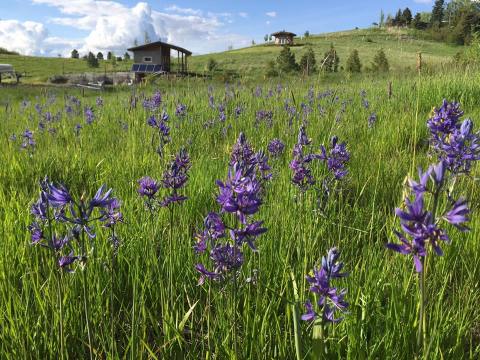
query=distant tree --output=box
[385,14,394,27]
[82,54,88,60]
[394,9,403,26]
[346,49,362,73]
[252,39,256,45]
[371,49,389,72]
[124,52,131,60]
[276,46,299,73]
[268,35,273,42]
[413,13,428,30]
[134,38,139,46]
[304,30,310,38]
[228,45,234,51]
[403,8,413,26]
[96,52,104,60]
[264,34,269,42]
[265,60,278,77]
[71,49,79,59]
[116,56,123,62]
[299,47,317,75]
[207,58,218,72]
[87,52,99,68]
[431,0,445,27]
[380,9,385,27]
[321,44,340,72]
[107,51,113,60]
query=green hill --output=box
[0,28,462,84]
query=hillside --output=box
[189,28,462,75]
[0,28,463,84]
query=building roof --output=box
[127,41,192,56]
[0,64,14,73]
[271,31,297,37]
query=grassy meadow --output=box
[1,31,480,359]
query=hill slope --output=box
[0,28,462,84]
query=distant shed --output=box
[271,31,296,45]
[0,64,15,83]
[127,41,192,81]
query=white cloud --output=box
[238,12,248,18]
[0,20,49,55]
[266,11,277,18]
[23,0,248,55]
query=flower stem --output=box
[56,268,64,360]
[82,265,93,360]
[418,260,426,357]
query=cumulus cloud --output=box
[20,0,249,55]
[238,12,248,18]
[266,11,277,18]
[0,20,49,55]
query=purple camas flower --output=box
[84,107,95,124]
[74,124,82,136]
[368,112,377,128]
[302,248,349,323]
[427,99,463,138]
[255,110,273,127]
[387,162,470,272]
[137,176,160,199]
[143,91,162,111]
[160,149,191,207]
[230,132,272,181]
[175,103,187,117]
[267,138,285,157]
[96,97,103,107]
[29,178,123,270]
[319,136,350,180]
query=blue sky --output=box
[0,1,435,56]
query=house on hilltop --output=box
[127,41,192,81]
[271,31,296,45]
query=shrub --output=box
[207,58,218,72]
[372,48,389,72]
[265,60,278,77]
[346,49,362,73]
[299,47,317,75]
[321,44,340,72]
[87,52,99,68]
[49,75,69,84]
[276,46,299,73]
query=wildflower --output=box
[175,103,187,117]
[267,138,285,157]
[96,97,103,106]
[319,136,350,180]
[84,107,95,124]
[302,248,349,323]
[368,112,377,128]
[137,176,160,199]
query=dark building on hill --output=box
[271,31,296,45]
[127,41,192,81]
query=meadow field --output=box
[1,62,480,360]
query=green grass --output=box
[0,28,462,84]
[0,64,479,359]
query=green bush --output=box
[371,48,389,72]
[346,49,362,73]
[276,46,299,73]
[299,47,317,75]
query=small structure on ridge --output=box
[271,31,297,45]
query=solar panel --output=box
[146,64,155,72]
[153,64,162,72]
[131,64,140,72]
[138,64,147,72]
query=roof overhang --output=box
[127,41,192,56]
[0,64,15,73]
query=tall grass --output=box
[0,69,479,359]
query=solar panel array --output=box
[131,64,163,73]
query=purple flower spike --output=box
[46,183,73,208]
[444,198,470,231]
[137,176,160,199]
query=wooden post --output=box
[177,50,179,74]
[185,55,188,73]
[416,52,422,74]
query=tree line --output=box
[381,0,480,45]
[265,45,389,77]
[70,49,131,68]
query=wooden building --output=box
[271,31,296,45]
[127,41,192,81]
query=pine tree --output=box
[380,9,385,28]
[372,49,389,72]
[87,52,99,68]
[71,49,79,59]
[346,49,362,73]
[124,52,131,60]
[276,46,299,73]
[299,47,317,75]
[321,44,340,72]
[265,60,278,77]
[403,8,413,26]
[431,0,445,27]
[96,52,104,60]
[107,51,113,60]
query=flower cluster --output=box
[427,100,480,174]
[387,161,470,272]
[267,138,285,158]
[143,91,162,111]
[319,136,350,180]
[302,248,349,323]
[194,163,267,285]
[138,148,191,210]
[175,103,187,117]
[290,126,317,191]
[147,112,170,155]
[29,178,123,271]
[230,132,272,181]
[21,129,36,151]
